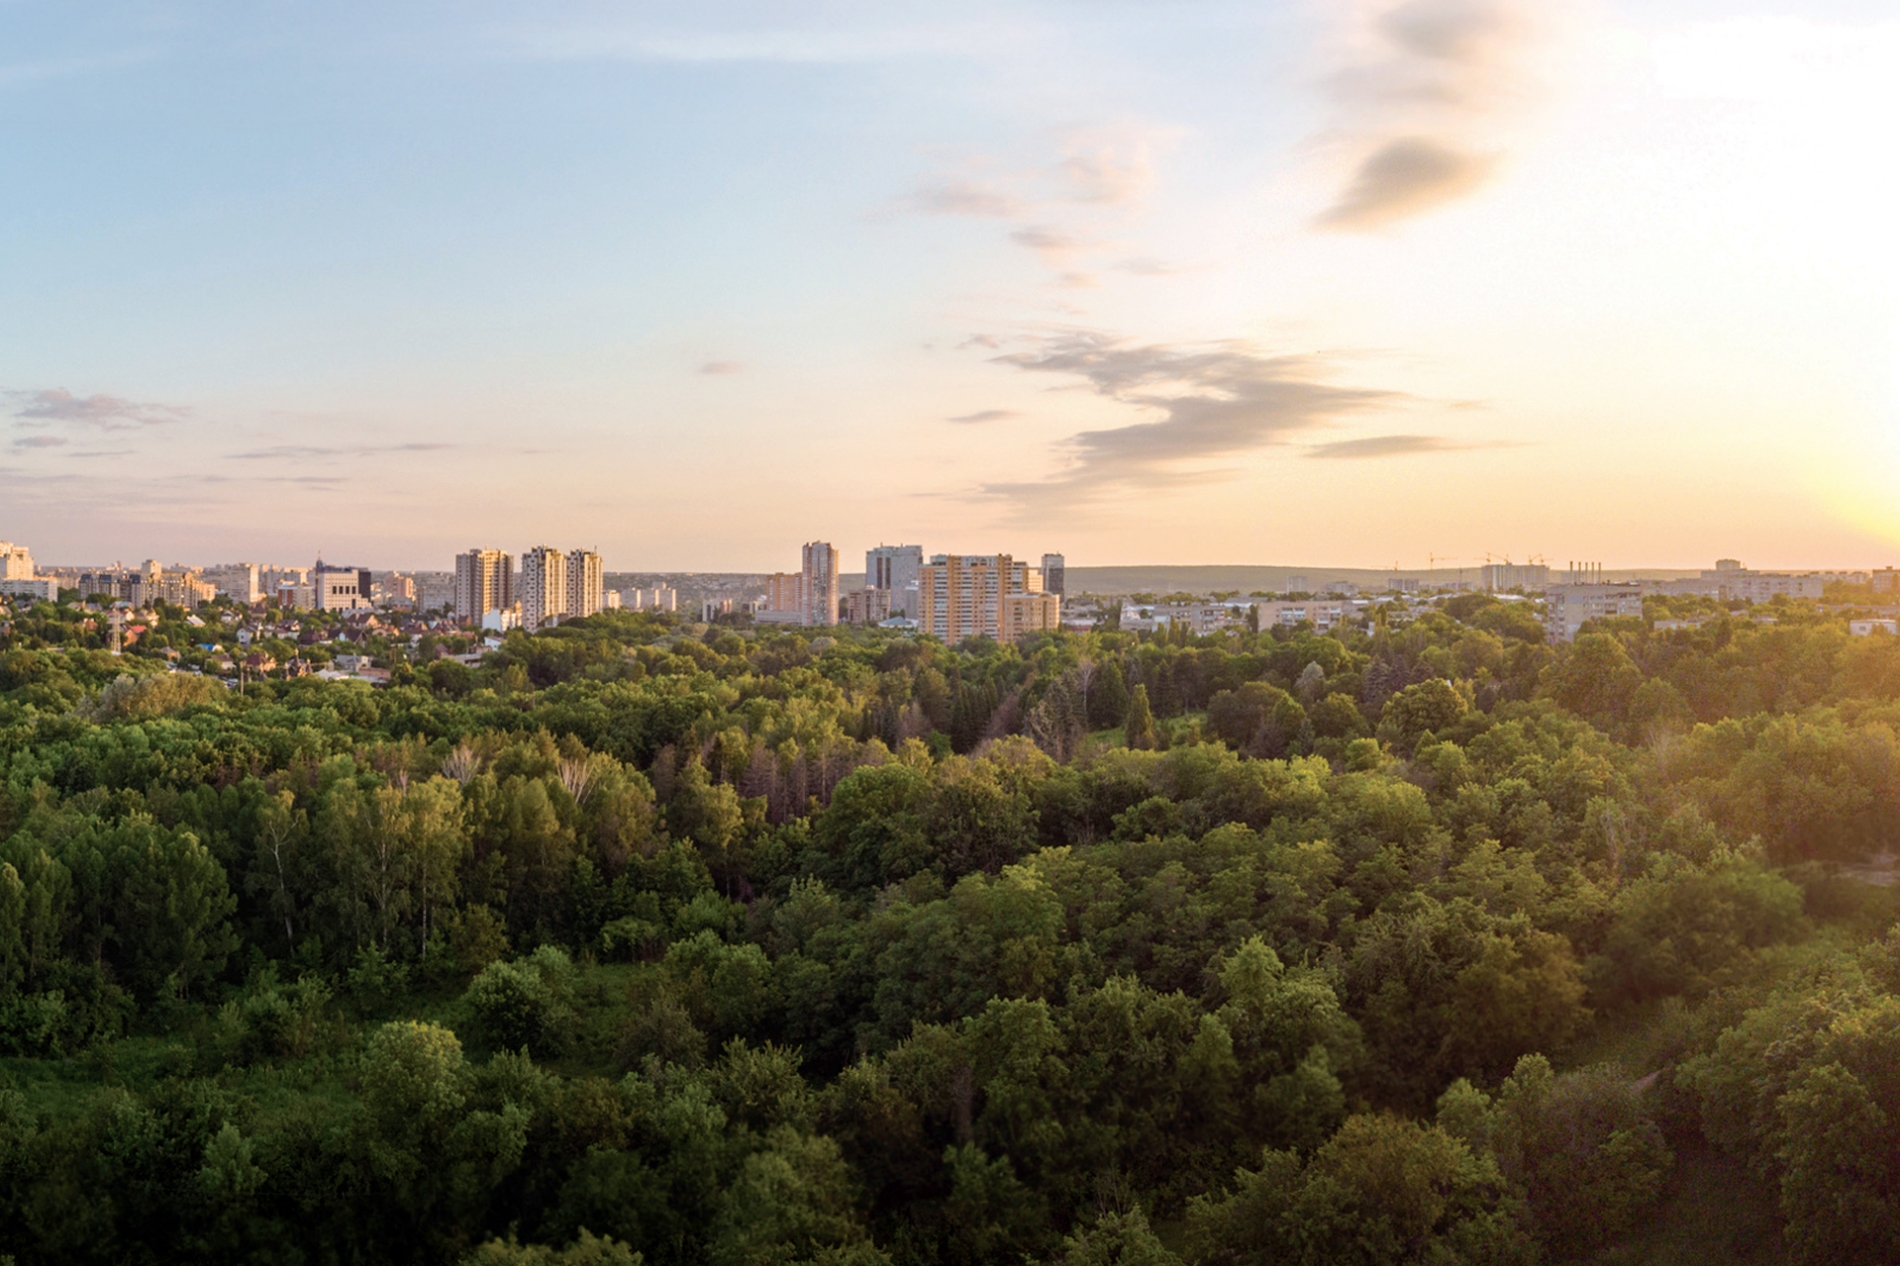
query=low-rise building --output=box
[1251,600,1354,633]
[1656,562,1825,604]
[1146,602,1247,634]
[0,578,57,602]
[1722,572,1824,603]
[999,591,1061,641]
[845,587,892,625]
[1544,583,1645,642]
[313,561,373,612]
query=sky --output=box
[3,0,1899,572]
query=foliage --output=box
[0,602,1895,1263]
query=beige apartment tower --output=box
[566,549,604,619]
[519,546,568,633]
[802,541,839,627]
[918,553,1054,643]
[455,548,514,621]
[765,572,802,616]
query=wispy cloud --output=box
[698,361,743,376]
[227,442,453,460]
[12,435,68,449]
[909,179,1024,219]
[1010,224,1087,262]
[1314,0,1552,231]
[908,133,1161,220]
[1116,257,1190,277]
[6,388,188,430]
[1304,433,1479,459]
[976,332,1405,508]
[948,409,1018,424]
[1059,138,1154,206]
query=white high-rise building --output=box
[204,562,263,604]
[802,541,839,627]
[520,546,568,632]
[866,544,923,619]
[565,549,604,619]
[0,542,34,581]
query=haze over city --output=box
[4,0,1898,569]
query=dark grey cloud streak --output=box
[1316,137,1494,231]
[976,333,1408,509]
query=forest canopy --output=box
[1,595,1897,1265]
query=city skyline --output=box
[5,0,1898,571]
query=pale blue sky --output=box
[4,0,1898,571]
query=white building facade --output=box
[519,546,568,632]
[1544,583,1645,642]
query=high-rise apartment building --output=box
[802,541,839,627]
[866,544,923,618]
[764,573,803,616]
[0,542,34,581]
[565,549,604,619]
[455,549,514,622]
[519,546,568,632]
[918,553,1055,643]
[204,562,262,604]
[1040,553,1066,597]
[1481,563,1550,592]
